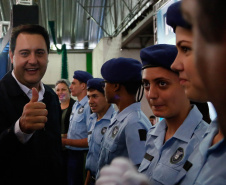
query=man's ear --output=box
[9,50,14,64]
[81,82,86,90]
[114,83,120,92]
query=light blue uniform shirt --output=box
[96,102,151,176]
[177,118,226,185]
[138,105,208,185]
[66,96,91,150]
[85,105,116,176]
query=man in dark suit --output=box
[0,24,63,185]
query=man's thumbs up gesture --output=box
[19,88,48,134]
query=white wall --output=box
[42,53,87,85]
[93,34,153,118]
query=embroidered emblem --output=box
[78,106,84,114]
[112,126,119,138]
[101,127,107,135]
[170,147,184,164]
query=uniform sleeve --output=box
[125,121,147,165]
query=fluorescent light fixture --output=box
[88,43,96,49]
[75,43,84,49]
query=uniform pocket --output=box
[75,114,85,130]
[152,163,180,185]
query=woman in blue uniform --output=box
[138,44,208,185]
[168,1,226,184]
[96,57,151,178]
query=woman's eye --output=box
[142,81,150,90]
[181,46,191,53]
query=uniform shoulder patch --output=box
[138,129,147,141]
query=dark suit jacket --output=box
[0,71,63,185]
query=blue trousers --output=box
[67,150,87,185]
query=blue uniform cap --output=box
[87,78,105,94]
[140,44,178,71]
[166,1,191,32]
[101,57,142,83]
[73,70,93,83]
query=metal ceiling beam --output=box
[121,11,154,48]
[76,0,112,37]
[121,0,132,13]
[0,0,5,21]
[0,27,11,53]
[112,0,150,36]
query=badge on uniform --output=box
[101,127,107,135]
[112,126,119,138]
[170,147,184,164]
[78,106,84,114]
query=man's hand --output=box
[96,157,151,185]
[19,88,48,134]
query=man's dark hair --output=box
[10,24,50,54]
[191,101,211,124]
[150,115,156,119]
[197,0,226,43]
[87,87,105,95]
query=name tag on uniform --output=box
[183,160,193,171]
[144,153,154,161]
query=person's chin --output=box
[91,109,97,113]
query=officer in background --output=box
[96,57,151,179]
[85,78,116,185]
[149,115,157,126]
[62,70,93,185]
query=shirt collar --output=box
[12,70,45,102]
[173,105,204,142]
[150,105,204,143]
[78,95,89,107]
[89,104,115,121]
[101,104,116,121]
[203,117,218,137]
[110,102,140,126]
